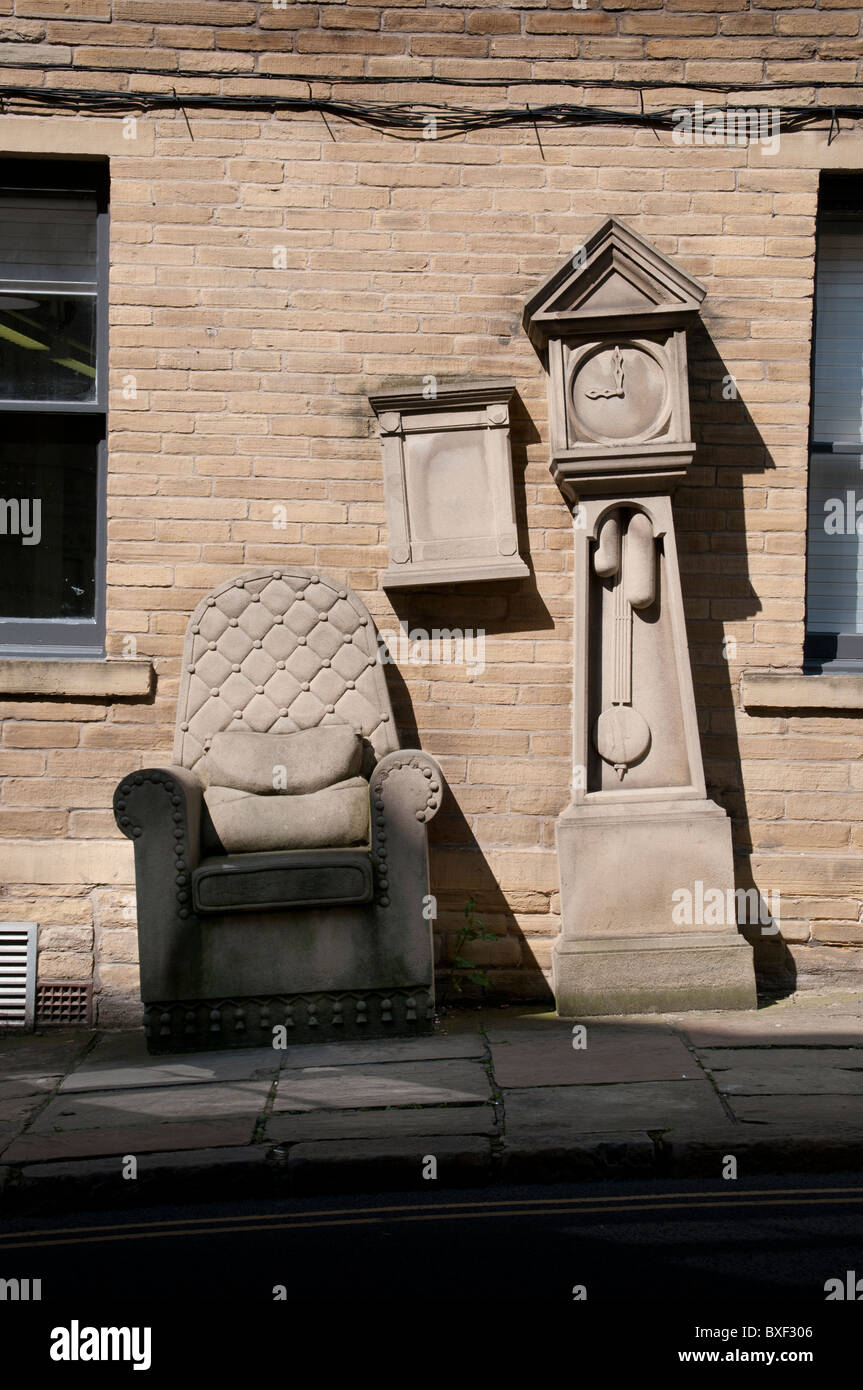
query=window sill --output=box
[742,670,863,712]
[0,659,153,700]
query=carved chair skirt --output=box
[114,568,443,1052]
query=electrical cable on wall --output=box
[0,80,860,140]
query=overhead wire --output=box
[0,74,859,140]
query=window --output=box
[0,160,108,657]
[805,175,863,670]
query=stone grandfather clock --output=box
[523,217,756,1015]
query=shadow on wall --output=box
[684,319,796,999]
[382,392,557,1005]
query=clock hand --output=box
[584,345,626,401]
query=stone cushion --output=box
[203,726,363,796]
[204,777,370,853]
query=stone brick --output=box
[3,723,79,747]
[0,20,45,40]
[96,963,141,992]
[37,952,92,981]
[0,40,69,62]
[0,899,92,927]
[68,811,123,838]
[19,1,109,15]
[812,922,863,945]
[97,928,139,962]
[38,925,94,952]
[0,811,68,837]
[0,750,45,775]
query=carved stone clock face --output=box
[568,341,668,445]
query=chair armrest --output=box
[113,768,205,1001]
[369,750,444,824]
[113,766,203,871]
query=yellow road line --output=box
[1,1189,862,1251]
[1,1184,859,1238]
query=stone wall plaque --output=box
[369,380,528,589]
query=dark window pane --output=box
[0,414,100,619]
[0,194,98,287]
[0,292,96,402]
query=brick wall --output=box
[0,1,861,1024]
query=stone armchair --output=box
[113,567,443,1053]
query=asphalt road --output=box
[1,1173,860,1371]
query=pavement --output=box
[2,991,863,1213]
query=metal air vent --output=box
[0,922,37,1031]
[36,981,92,1027]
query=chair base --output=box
[142,986,435,1054]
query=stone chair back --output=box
[173,567,400,780]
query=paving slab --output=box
[0,1125,23,1157]
[0,1089,55,1160]
[286,1135,493,1192]
[728,1094,863,1128]
[701,1048,863,1095]
[489,1031,698,1088]
[276,1035,486,1067]
[60,1042,281,1093]
[27,1079,273,1133]
[3,1146,279,1214]
[675,1005,863,1048]
[519,1014,679,1036]
[0,1093,49,1126]
[483,1014,680,1044]
[17,1145,272,1186]
[449,1007,567,1039]
[435,1008,503,1035]
[0,1077,58,1102]
[0,1030,91,1081]
[272,1059,489,1113]
[60,1030,151,1066]
[503,1079,731,1136]
[2,1121,255,1163]
[267,1103,498,1143]
[501,1131,659,1181]
[665,1130,863,1178]
[0,1095,53,1159]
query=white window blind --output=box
[806,221,863,644]
[811,225,863,446]
[0,195,97,290]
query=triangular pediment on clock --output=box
[523,217,706,351]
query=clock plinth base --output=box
[553,798,758,1016]
[552,933,757,1017]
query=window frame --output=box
[0,158,108,659]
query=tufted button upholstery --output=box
[173,567,399,775]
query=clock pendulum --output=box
[592,508,655,780]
